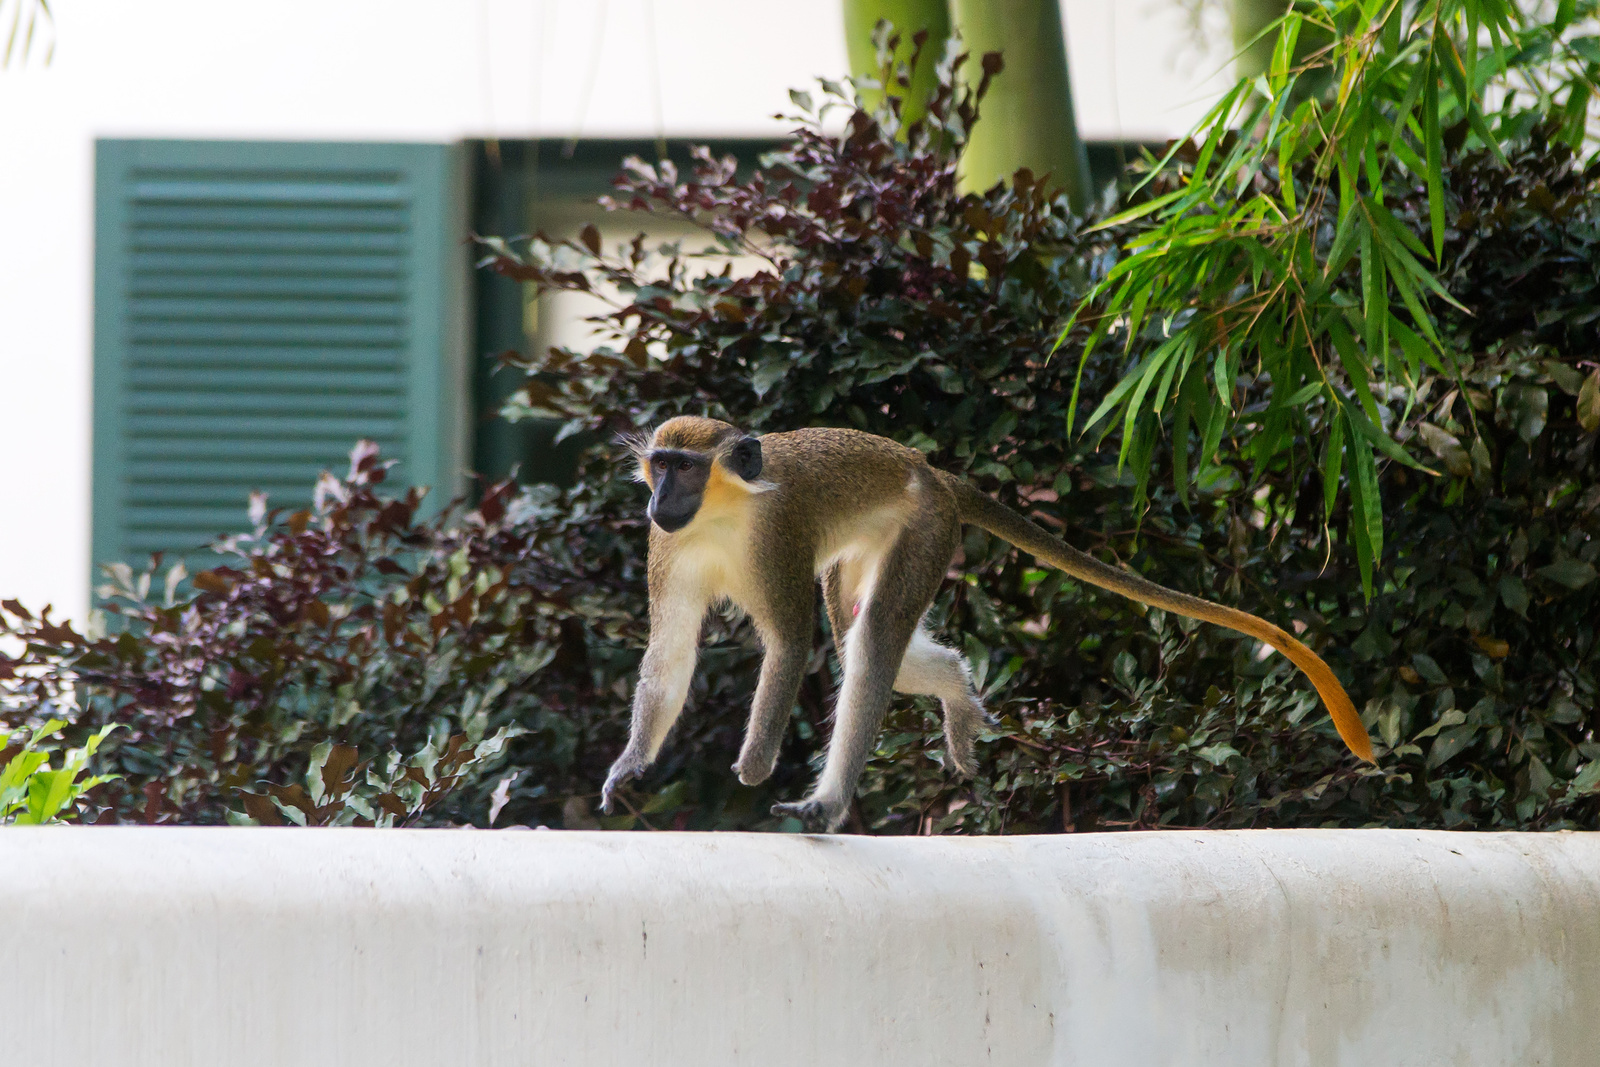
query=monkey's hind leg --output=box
[893,628,985,778]
[820,562,854,655]
[773,517,956,832]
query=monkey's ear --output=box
[729,436,763,482]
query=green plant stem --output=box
[949,0,1093,210]
[843,0,953,125]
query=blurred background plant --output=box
[0,2,1595,833]
[0,0,51,67]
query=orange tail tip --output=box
[1280,638,1374,763]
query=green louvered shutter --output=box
[92,140,467,579]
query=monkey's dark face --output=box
[646,450,711,532]
[644,437,763,533]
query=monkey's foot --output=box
[732,753,778,787]
[600,754,647,814]
[942,697,985,778]
[942,738,979,778]
[770,797,847,833]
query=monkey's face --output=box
[646,450,712,532]
[643,436,763,533]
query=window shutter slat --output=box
[93,140,466,576]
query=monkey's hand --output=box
[600,752,648,814]
[771,797,848,834]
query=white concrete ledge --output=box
[1,828,1596,1066]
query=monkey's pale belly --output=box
[811,501,916,606]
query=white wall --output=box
[0,0,1231,619]
[2,827,1597,1066]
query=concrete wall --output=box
[1,827,1596,1065]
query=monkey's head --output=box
[632,416,764,533]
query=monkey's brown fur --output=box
[602,416,1374,832]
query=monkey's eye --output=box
[677,459,694,473]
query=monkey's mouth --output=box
[648,507,695,533]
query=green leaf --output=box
[1423,69,1445,262]
[1414,707,1466,742]
[1426,722,1479,770]
[1344,386,1433,473]
[1086,187,1189,232]
[1571,759,1600,796]
[1196,743,1242,766]
[1498,574,1529,617]
[1418,422,1471,477]
[1348,430,1383,598]
[1360,227,1386,366]
[1536,559,1596,590]
[1326,315,1383,425]
[1569,36,1600,64]
[1324,204,1365,279]
[1577,370,1600,433]
[1191,82,1249,184]
[1322,409,1346,517]
[1411,653,1448,687]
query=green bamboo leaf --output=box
[1560,82,1590,148]
[1285,380,1326,407]
[1348,430,1383,598]
[1152,333,1200,413]
[1464,2,1479,93]
[1325,315,1384,424]
[1279,131,1299,213]
[1200,348,1235,467]
[1324,205,1365,279]
[1346,397,1434,473]
[1192,82,1248,184]
[1373,222,1467,312]
[1360,227,1386,368]
[1378,120,1428,178]
[1115,337,1189,463]
[1063,315,1111,437]
[1322,409,1346,516]
[1083,344,1166,439]
[1364,195,1431,259]
[1123,283,1153,355]
[1124,81,1247,198]
[1391,316,1443,379]
[1085,187,1190,232]
[1271,13,1302,91]
[1385,48,1430,158]
[1464,100,1509,166]
[1129,420,1158,510]
[1174,370,1202,502]
[1423,64,1445,261]
[1383,254,1445,351]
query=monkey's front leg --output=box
[732,588,815,787]
[600,586,707,814]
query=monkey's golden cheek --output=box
[700,466,744,514]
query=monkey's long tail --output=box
[939,473,1374,763]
